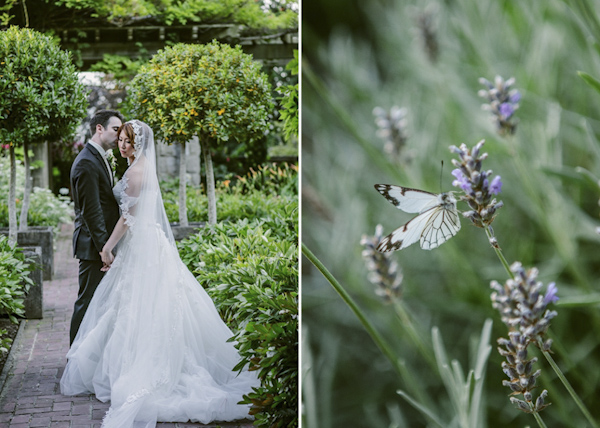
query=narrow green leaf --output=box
[396,390,445,427]
[578,71,600,94]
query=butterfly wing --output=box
[377,203,461,252]
[377,209,436,252]
[420,206,461,250]
[374,184,439,213]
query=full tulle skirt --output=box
[60,224,258,427]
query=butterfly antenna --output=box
[439,160,444,192]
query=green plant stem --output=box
[532,411,549,428]
[301,242,426,403]
[392,301,437,370]
[484,226,513,279]
[538,338,599,428]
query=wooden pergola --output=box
[58,24,298,69]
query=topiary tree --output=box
[129,40,274,225]
[0,26,87,243]
[279,50,298,142]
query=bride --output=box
[60,120,259,427]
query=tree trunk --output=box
[178,140,188,227]
[201,137,217,225]
[19,140,32,232]
[8,145,18,245]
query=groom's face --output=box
[99,116,122,151]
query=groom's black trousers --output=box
[70,259,105,345]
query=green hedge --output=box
[162,162,298,224]
[0,235,33,353]
[178,213,298,428]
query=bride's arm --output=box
[100,164,144,269]
[99,216,128,268]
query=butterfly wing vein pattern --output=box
[375,184,461,251]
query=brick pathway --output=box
[0,224,254,428]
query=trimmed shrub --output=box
[0,235,33,353]
[178,216,298,428]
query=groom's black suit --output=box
[69,143,120,345]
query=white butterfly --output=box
[374,184,461,251]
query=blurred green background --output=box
[302,0,600,427]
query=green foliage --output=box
[233,162,298,196]
[161,162,298,223]
[278,50,299,141]
[90,49,149,82]
[49,0,297,29]
[178,216,298,428]
[578,71,600,95]
[0,234,33,352]
[0,26,87,146]
[129,40,274,148]
[0,0,18,26]
[0,156,73,230]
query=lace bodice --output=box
[113,176,139,227]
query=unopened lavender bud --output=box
[535,390,549,411]
[510,397,531,413]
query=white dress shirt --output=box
[88,140,113,185]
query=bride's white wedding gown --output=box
[61,120,258,428]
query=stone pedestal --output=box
[20,246,43,319]
[0,226,54,280]
[170,222,206,241]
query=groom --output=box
[69,109,123,345]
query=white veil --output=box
[119,119,175,246]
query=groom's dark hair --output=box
[89,109,124,136]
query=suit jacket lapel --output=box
[86,144,112,186]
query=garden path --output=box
[0,223,254,428]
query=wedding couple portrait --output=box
[63,110,258,427]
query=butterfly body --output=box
[374,184,461,251]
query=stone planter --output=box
[20,246,43,319]
[170,222,206,241]
[0,226,54,280]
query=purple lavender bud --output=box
[451,169,472,191]
[489,176,502,195]
[499,102,514,118]
[543,282,559,305]
[509,91,521,104]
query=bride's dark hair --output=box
[117,122,136,145]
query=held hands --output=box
[100,245,115,272]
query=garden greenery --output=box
[0,26,86,242]
[0,235,33,353]
[176,161,298,427]
[128,40,274,225]
[0,156,73,232]
[162,162,298,224]
[178,215,298,427]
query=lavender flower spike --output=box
[373,106,409,161]
[449,140,503,228]
[479,75,521,136]
[361,225,403,302]
[491,262,558,413]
